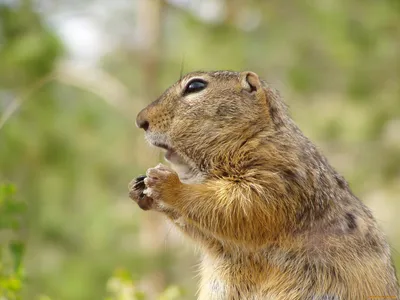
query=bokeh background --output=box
[0,0,399,299]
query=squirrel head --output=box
[136,71,287,180]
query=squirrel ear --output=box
[240,71,261,93]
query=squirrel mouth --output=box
[153,142,178,162]
[149,137,201,183]
[146,133,188,167]
[153,142,188,167]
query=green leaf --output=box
[9,241,24,274]
[134,291,146,300]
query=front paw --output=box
[143,163,181,206]
[128,175,154,210]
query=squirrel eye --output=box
[184,79,207,95]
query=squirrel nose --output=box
[138,120,149,131]
[136,110,150,131]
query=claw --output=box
[136,175,146,182]
[133,175,146,190]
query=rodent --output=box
[129,71,400,300]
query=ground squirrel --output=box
[129,71,399,300]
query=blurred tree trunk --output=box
[136,0,167,298]
[225,0,241,24]
[138,0,164,97]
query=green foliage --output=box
[0,184,25,300]
[0,184,182,299]
[0,2,63,87]
[105,269,184,300]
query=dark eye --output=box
[184,79,207,95]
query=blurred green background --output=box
[0,0,399,299]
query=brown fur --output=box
[129,71,399,300]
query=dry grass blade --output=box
[0,60,138,132]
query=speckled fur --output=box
[130,71,399,300]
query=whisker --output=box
[179,53,186,82]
